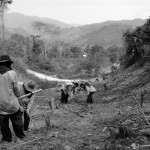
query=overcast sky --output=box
[9,0,150,25]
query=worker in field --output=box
[0,55,25,143]
[18,80,36,131]
[60,82,73,104]
[80,82,96,104]
[72,82,80,96]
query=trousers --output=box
[87,92,95,104]
[0,109,25,142]
[24,110,30,131]
[61,89,69,103]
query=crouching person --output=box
[60,83,73,104]
[18,80,36,131]
[81,83,96,104]
[0,55,25,143]
[72,82,80,97]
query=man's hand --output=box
[13,86,20,98]
[26,108,30,115]
[20,106,24,112]
[29,92,34,97]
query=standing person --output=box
[80,83,96,104]
[0,55,25,143]
[18,80,36,131]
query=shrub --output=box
[26,73,58,90]
[12,57,27,74]
[36,80,58,90]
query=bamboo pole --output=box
[18,89,42,100]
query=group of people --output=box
[0,55,37,143]
[58,81,96,104]
[0,54,96,143]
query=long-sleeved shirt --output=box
[85,86,96,95]
[18,82,35,111]
[0,70,20,115]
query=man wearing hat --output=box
[0,55,25,143]
[18,80,36,131]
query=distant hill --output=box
[5,12,72,36]
[72,24,132,48]
[53,19,146,47]
[60,18,146,39]
[4,12,146,47]
[70,23,83,27]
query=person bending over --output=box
[18,80,36,131]
[80,83,96,104]
[72,82,79,95]
[60,83,73,104]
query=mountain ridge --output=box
[4,12,147,47]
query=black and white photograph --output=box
[0,0,150,149]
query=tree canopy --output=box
[122,19,150,68]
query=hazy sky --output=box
[9,0,150,24]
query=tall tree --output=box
[107,45,124,64]
[70,46,82,58]
[32,21,60,59]
[0,0,13,54]
[88,45,107,76]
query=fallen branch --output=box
[30,116,38,130]
[61,106,84,117]
[10,132,58,150]
[131,143,150,149]
[10,136,45,150]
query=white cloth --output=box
[65,82,73,86]
[0,71,20,115]
[86,86,96,94]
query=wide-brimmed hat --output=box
[0,55,13,64]
[24,80,36,92]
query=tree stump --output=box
[48,97,55,114]
[43,113,51,137]
[140,90,147,108]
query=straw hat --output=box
[24,80,36,92]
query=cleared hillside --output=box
[2,62,150,150]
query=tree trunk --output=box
[0,4,6,54]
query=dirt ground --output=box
[1,66,150,150]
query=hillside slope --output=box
[2,63,150,150]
